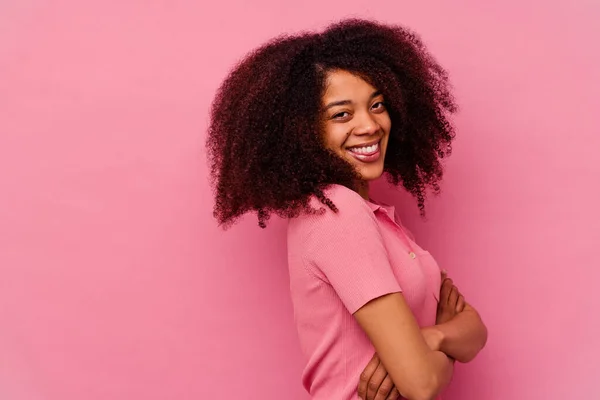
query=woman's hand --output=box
[358,353,400,400]
[436,271,466,324]
[432,271,488,362]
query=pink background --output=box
[1,1,599,399]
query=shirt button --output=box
[409,252,416,259]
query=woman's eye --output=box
[372,101,386,111]
[332,111,349,119]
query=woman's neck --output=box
[357,180,370,200]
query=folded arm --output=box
[426,303,488,363]
[354,293,454,400]
[358,274,487,399]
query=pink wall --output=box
[1,1,599,399]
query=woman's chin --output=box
[342,155,386,182]
[356,166,384,182]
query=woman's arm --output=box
[424,303,487,363]
[357,274,486,399]
[354,293,454,400]
[426,276,488,363]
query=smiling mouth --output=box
[347,140,381,162]
[348,140,380,155]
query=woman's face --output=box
[321,69,391,183]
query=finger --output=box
[440,269,448,280]
[440,278,453,301]
[448,285,459,306]
[366,362,388,400]
[456,295,466,313]
[385,385,401,400]
[358,354,380,399]
[374,374,395,400]
[439,278,453,303]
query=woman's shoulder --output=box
[304,184,373,217]
[315,183,368,209]
[288,184,374,234]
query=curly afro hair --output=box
[207,18,457,228]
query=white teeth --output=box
[351,143,379,154]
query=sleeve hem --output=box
[348,288,403,315]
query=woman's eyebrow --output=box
[324,99,352,110]
[324,91,382,110]
[370,90,382,99]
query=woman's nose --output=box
[354,113,380,136]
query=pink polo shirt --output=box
[287,184,442,399]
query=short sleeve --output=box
[293,185,402,314]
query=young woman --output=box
[207,19,487,400]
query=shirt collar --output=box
[365,198,396,221]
